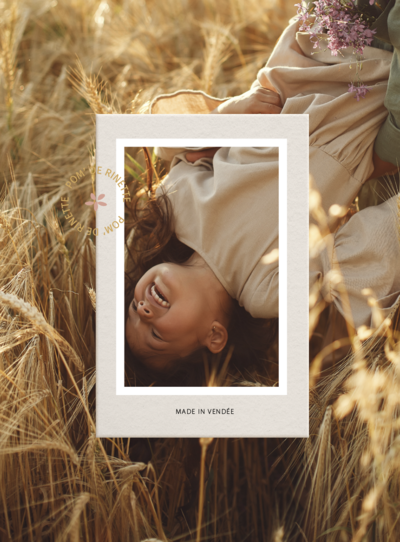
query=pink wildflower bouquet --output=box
[295,0,379,100]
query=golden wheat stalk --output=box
[85,284,96,312]
[68,58,108,114]
[0,8,16,131]
[397,190,400,246]
[202,24,232,95]
[0,291,50,331]
[63,493,90,542]
[0,291,85,371]
[1,30,15,108]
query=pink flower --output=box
[348,83,371,100]
[85,193,107,211]
[296,0,376,57]
[296,0,376,100]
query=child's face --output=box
[125,260,232,370]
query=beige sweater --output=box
[151,21,400,329]
[310,196,400,328]
[155,147,279,319]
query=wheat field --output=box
[1,0,400,540]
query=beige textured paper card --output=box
[96,114,308,437]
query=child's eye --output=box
[132,300,137,312]
[152,329,162,340]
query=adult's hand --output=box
[367,151,399,181]
[185,148,221,162]
[210,87,282,115]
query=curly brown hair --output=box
[124,148,278,387]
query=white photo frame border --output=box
[116,139,286,396]
[96,115,309,437]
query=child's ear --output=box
[205,322,228,354]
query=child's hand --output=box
[211,88,282,114]
[185,148,221,162]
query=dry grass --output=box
[1,0,400,540]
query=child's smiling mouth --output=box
[150,283,170,308]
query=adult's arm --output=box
[210,87,282,114]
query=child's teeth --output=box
[151,285,170,308]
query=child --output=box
[125,147,279,383]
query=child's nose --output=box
[137,300,153,319]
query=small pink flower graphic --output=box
[85,193,107,211]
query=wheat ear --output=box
[85,284,96,312]
[0,291,84,370]
[0,291,51,332]
[68,58,107,114]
